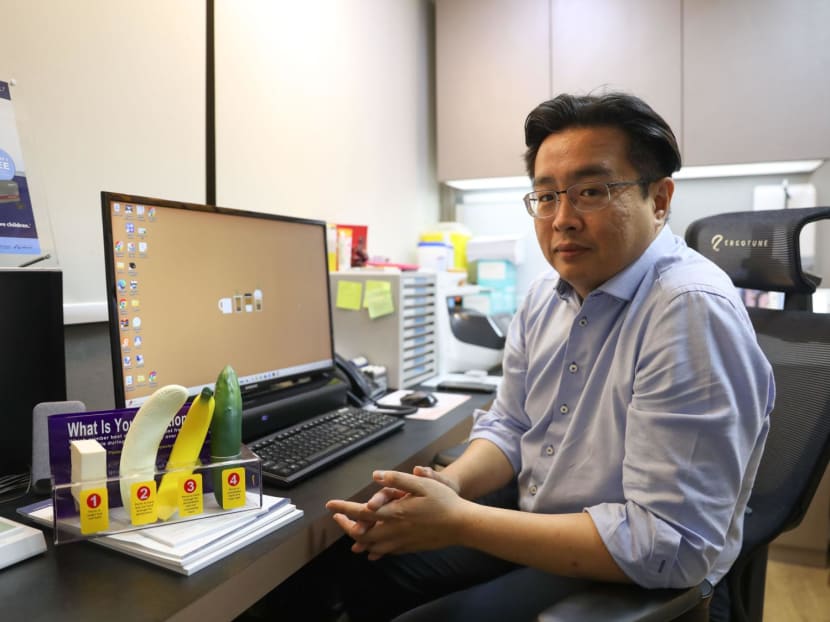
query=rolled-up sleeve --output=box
[586,289,773,587]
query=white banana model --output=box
[118,384,189,507]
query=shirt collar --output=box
[556,225,676,303]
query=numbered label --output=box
[129,480,158,525]
[178,473,203,517]
[79,488,110,534]
[220,467,246,509]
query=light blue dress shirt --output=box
[469,225,774,589]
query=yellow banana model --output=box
[156,387,216,520]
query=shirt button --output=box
[579,317,588,327]
[529,485,538,495]
[568,362,578,373]
[560,404,569,414]
[545,445,554,456]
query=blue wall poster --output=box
[0,80,41,255]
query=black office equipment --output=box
[100,193,403,486]
[0,268,66,479]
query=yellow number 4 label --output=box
[220,467,246,509]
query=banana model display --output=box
[116,365,243,518]
[210,365,243,506]
[118,384,189,507]
[155,386,216,520]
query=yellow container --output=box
[420,222,471,271]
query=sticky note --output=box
[336,280,363,310]
[365,281,395,319]
[363,280,391,308]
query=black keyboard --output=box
[249,405,405,487]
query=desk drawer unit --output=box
[331,271,438,389]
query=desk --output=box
[0,394,489,622]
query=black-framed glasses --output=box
[523,180,649,219]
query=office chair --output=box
[439,207,830,621]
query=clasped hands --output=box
[326,465,469,560]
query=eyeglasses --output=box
[523,180,648,219]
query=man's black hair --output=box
[523,92,682,191]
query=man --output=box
[326,92,774,621]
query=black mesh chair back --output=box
[685,206,830,621]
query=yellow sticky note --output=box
[129,480,158,526]
[178,473,204,517]
[336,280,363,310]
[220,467,246,509]
[79,487,110,534]
[365,285,395,319]
[363,280,392,309]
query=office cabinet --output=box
[436,0,830,180]
[550,0,682,150]
[330,272,438,389]
[436,0,550,181]
[682,0,830,165]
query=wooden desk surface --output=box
[0,394,488,622]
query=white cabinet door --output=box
[550,0,683,150]
[683,0,830,165]
[436,0,550,181]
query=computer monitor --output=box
[100,192,336,427]
[0,267,66,475]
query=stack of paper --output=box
[19,494,302,576]
[0,516,47,570]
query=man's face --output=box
[532,125,673,299]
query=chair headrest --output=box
[684,207,830,294]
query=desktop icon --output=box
[131,299,140,309]
[135,354,144,367]
[136,375,146,384]
[125,204,133,215]
[125,375,134,386]
[117,279,127,291]
[114,241,124,253]
[113,202,121,214]
[119,318,129,330]
[123,356,131,367]
[147,207,156,219]
[121,337,129,349]
[116,261,125,271]
[129,261,137,270]
[132,316,142,329]
[133,335,142,347]
[137,227,147,237]
[129,279,138,290]
[127,242,136,254]
[148,371,157,384]
[125,222,135,235]
[118,298,127,311]
[136,205,145,217]
[138,242,148,254]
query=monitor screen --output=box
[101,193,335,410]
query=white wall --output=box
[0,0,438,318]
[215,1,439,267]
